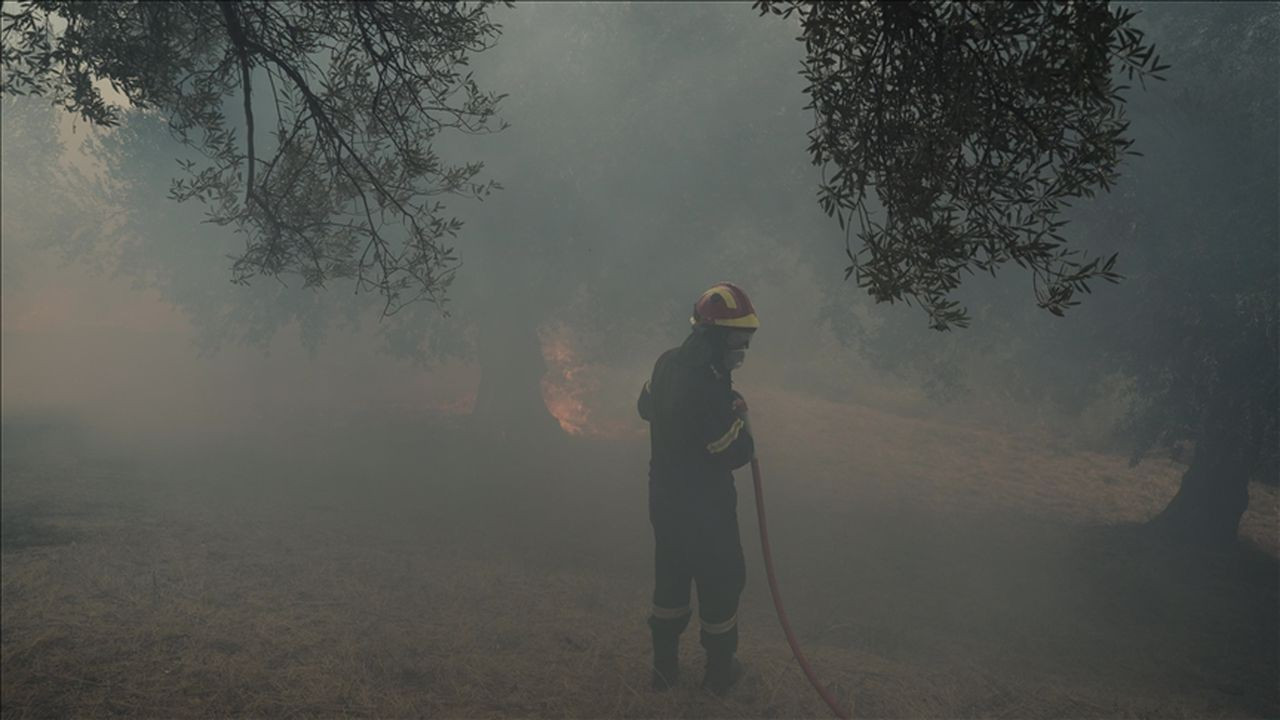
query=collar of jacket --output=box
[680,331,731,382]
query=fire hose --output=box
[750,456,850,719]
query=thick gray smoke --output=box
[2,3,1276,718]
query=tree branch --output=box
[219,1,256,208]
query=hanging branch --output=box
[757,0,1166,329]
[1,1,511,315]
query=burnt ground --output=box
[2,394,1277,719]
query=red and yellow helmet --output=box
[691,282,760,330]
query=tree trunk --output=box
[471,310,564,444]
[1148,380,1252,546]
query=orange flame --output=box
[539,324,639,438]
[540,324,595,435]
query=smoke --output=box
[2,4,1277,717]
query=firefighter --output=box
[637,282,758,695]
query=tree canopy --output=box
[757,0,1166,329]
[2,0,508,315]
[831,1,1277,542]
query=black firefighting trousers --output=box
[647,478,746,660]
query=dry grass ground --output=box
[2,389,1277,718]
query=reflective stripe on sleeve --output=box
[651,604,692,620]
[700,613,737,635]
[706,417,744,454]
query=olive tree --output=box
[757,0,1165,329]
[2,1,508,315]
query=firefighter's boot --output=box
[649,613,687,691]
[701,624,743,696]
[702,653,743,695]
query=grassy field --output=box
[2,389,1277,718]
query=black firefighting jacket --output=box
[637,331,754,491]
